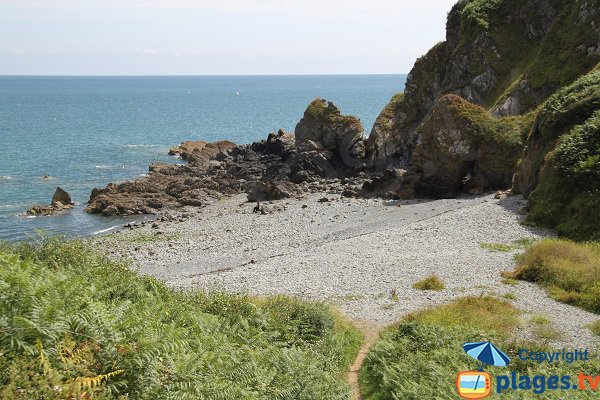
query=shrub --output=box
[360,296,600,399]
[510,239,600,313]
[412,274,445,291]
[0,238,362,399]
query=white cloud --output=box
[134,47,159,55]
[46,48,64,55]
[9,47,27,56]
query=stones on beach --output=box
[26,187,75,216]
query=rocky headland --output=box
[86,0,599,242]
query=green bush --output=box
[412,275,445,291]
[510,239,600,313]
[526,68,600,240]
[360,296,600,399]
[0,238,362,399]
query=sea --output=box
[0,75,407,241]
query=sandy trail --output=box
[96,192,600,349]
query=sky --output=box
[0,0,457,75]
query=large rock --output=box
[516,67,600,240]
[408,95,527,198]
[51,187,73,207]
[295,99,366,168]
[169,140,236,166]
[27,187,74,216]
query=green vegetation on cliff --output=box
[410,94,533,197]
[451,0,600,111]
[524,67,600,239]
[0,238,361,399]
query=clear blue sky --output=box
[0,0,457,75]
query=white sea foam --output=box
[92,225,119,235]
[95,165,112,169]
[0,175,13,180]
[122,144,159,148]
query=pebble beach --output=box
[94,192,600,349]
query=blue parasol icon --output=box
[463,341,511,370]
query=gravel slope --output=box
[96,193,600,349]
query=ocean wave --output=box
[0,175,13,180]
[95,165,113,169]
[91,225,119,235]
[122,144,160,148]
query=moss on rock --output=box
[409,95,531,197]
[527,109,600,240]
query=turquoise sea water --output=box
[0,75,406,241]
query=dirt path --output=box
[348,321,382,400]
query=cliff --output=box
[368,0,599,165]
[365,0,599,238]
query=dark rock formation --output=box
[27,187,75,216]
[408,95,527,197]
[85,0,600,240]
[85,102,372,216]
[360,0,599,239]
[295,99,366,168]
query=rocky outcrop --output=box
[295,99,366,168]
[514,66,600,196]
[408,95,528,198]
[27,187,75,216]
[86,102,373,216]
[367,0,600,167]
[168,140,236,166]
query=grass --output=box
[0,238,362,400]
[588,320,600,337]
[481,239,536,253]
[508,239,600,313]
[481,242,514,252]
[341,294,365,301]
[502,292,517,301]
[412,274,445,291]
[502,277,519,286]
[360,296,600,399]
[405,296,519,334]
[530,315,563,341]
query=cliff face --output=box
[520,66,600,240]
[361,0,600,238]
[367,0,600,167]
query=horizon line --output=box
[0,73,408,77]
